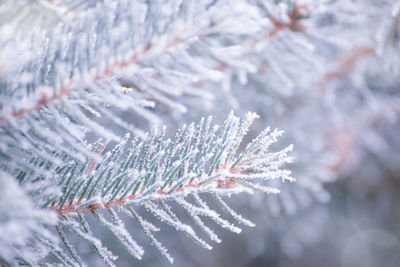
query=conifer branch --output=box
[4,0,398,265]
[40,112,293,265]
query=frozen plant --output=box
[2,0,399,266]
[0,1,297,266]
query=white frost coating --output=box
[0,0,302,263]
[228,170,294,182]
[178,195,222,243]
[93,211,144,259]
[176,197,242,234]
[240,181,281,195]
[214,194,255,227]
[143,201,212,250]
[63,217,117,267]
[0,110,293,265]
[128,206,174,263]
[1,0,397,264]
[189,211,222,243]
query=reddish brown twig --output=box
[321,47,374,90]
[88,140,109,172]
[1,4,309,124]
[49,161,242,215]
[194,5,308,87]
[0,29,188,124]
[49,167,241,215]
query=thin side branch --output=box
[49,165,242,215]
[0,31,186,124]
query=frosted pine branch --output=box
[0,0,304,183]
[0,0,270,123]
[28,112,292,265]
[3,0,399,266]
